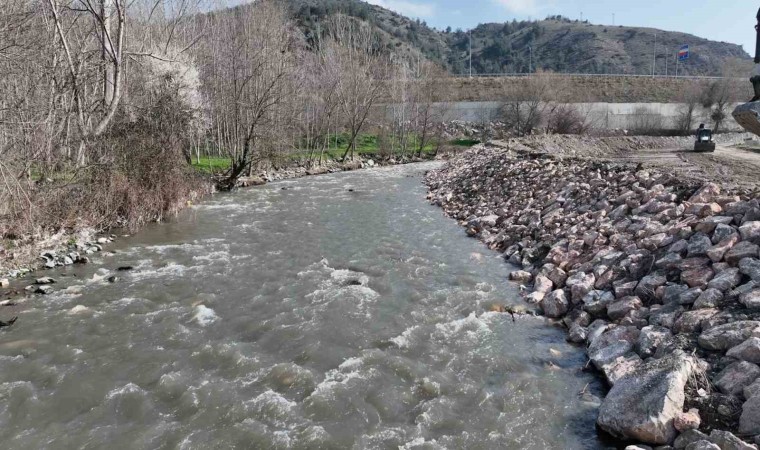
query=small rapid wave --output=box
[193,305,219,326]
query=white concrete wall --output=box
[383,102,744,132]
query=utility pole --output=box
[469,29,472,78]
[529,46,533,74]
[675,51,679,77]
[652,32,657,77]
[612,13,615,26]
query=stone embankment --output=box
[235,154,429,188]
[425,143,760,448]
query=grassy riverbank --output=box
[191,134,480,174]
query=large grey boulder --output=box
[693,288,724,310]
[597,352,697,445]
[608,296,643,321]
[662,284,689,304]
[707,268,742,293]
[684,442,720,450]
[708,429,757,450]
[674,430,710,449]
[740,258,760,282]
[727,338,760,364]
[637,326,672,359]
[744,378,760,400]
[741,290,760,310]
[714,361,760,396]
[673,308,719,334]
[725,242,759,266]
[713,223,738,244]
[681,266,715,289]
[636,274,667,301]
[698,321,760,351]
[540,290,569,318]
[600,353,643,386]
[588,326,640,370]
[740,395,760,435]
[568,323,588,343]
[678,287,704,306]
[740,221,760,244]
[649,302,685,330]
[583,290,615,316]
[567,272,595,304]
[687,233,713,257]
[534,275,553,294]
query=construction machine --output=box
[694,127,716,152]
[732,7,760,137]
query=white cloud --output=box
[366,0,436,18]
[493,0,538,14]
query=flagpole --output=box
[676,51,678,77]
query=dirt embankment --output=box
[437,76,752,104]
[491,133,760,190]
[425,137,760,448]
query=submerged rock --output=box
[35,277,55,285]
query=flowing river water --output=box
[0,162,607,449]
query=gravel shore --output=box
[425,140,760,448]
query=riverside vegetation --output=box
[426,142,760,447]
[0,0,455,271]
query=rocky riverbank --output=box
[233,153,437,188]
[1,154,441,287]
[425,143,760,448]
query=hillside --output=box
[285,0,751,76]
[457,17,750,76]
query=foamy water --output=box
[0,162,606,448]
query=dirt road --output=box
[489,134,759,191]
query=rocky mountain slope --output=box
[286,0,750,76]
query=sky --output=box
[367,0,757,55]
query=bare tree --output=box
[196,0,298,188]
[675,83,702,135]
[411,61,448,157]
[328,14,387,161]
[500,73,556,137]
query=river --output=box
[0,162,606,449]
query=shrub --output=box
[546,104,592,135]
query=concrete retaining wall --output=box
[380,101,745,132]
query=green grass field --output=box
[191,135,479,173]
[191,157,232,174]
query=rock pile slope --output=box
[426,143,760,447]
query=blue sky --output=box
[367,0,756,54]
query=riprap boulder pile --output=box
[425,144,760,447]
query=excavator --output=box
[732,7,760,137]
